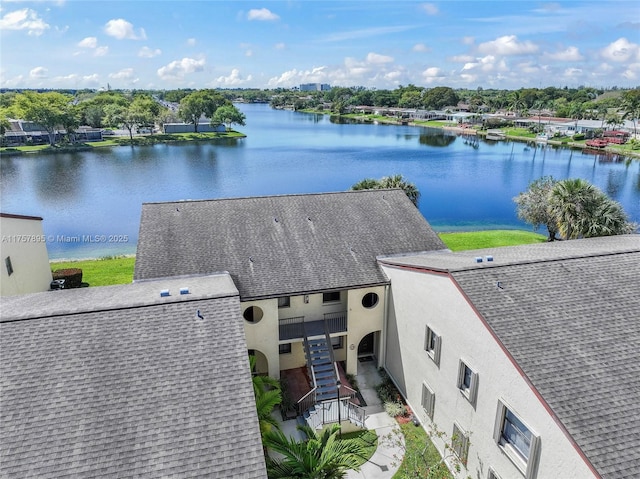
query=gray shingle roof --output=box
[0,274,267,478]
[381,235,640,479]
[134,190,446,299]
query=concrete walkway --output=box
[273,360,405,478]
[345,360,404,479]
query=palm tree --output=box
[351,178,382,190]
[621,88,640,137]
[249,355,282,436]
[263,423,366,478]
[548,178,635,239]
[351,174,420,206]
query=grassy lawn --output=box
[502,128,536,138]
[439,230,546,251]
[393,422,452,479]
[50,256,135,287]
[340,429,378,468]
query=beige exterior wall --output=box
[242,285,387,379]
[1,216,52,296]
[381,264,597,479]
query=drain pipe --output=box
[380,283,390,369]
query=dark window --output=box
[5,256,13,276]
[279,343,292,354]
[331,336,344,349]
[278,296,291,308]
[243,305,264,323]
[322,291,340,303]
[362,292,379,308]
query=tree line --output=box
[0,89,245,146]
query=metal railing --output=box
[324,311,347,334]
[297,387,317,416]
[279,316,304,340]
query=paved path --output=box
[345,361,404,479]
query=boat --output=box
[535,133,548,143]
[486,129,506,141]
[585,138,608,149]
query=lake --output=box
[1,103,639,259]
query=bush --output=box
[52,268,83,288]
[572,133,585,141]
[384,401,407,418]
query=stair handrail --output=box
[297,387,317,415]
[302,336,318,389]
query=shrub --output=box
[572,133,585,141]
[384,401,407,418]
[52,268,83,288]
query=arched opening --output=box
[362,292,379,309]
[248,349,269,376]
[243,305,264,323]
[357,332,376,358]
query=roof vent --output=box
[475,257,483,263]
[180,287,190,295]
[486,255,494,262]
[160,289,170,297]
[274,217,279,223]
[196,309,204,320]
[496,281,504,290]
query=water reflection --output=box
[418,134,456,147]
[33,154,85,202]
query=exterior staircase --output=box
[306,335,338,402]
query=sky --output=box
[1,1,639,91]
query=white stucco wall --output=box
[381,263,597,479]
[1,215,53,296]
[243,286,387,378]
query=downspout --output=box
[380,283,390,369]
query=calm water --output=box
[2,103,639,259]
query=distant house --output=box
[379,235,640,479]
[299,83,331,92]
[163,122,226,134]
[0,213,53,296]
[0,274,268,478]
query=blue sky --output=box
[1,1,639,90]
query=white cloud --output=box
[245,49,253,57]
[215,68,252,86]
[94,46,109,57]
[0,8,49,36]
[544,46,583,61]
[450,54,475,63]
[422,67,444,83]
[247,8,279,21]
[366,52,394,64]
[104,18,146,40]
[139,46,161,58]
[563,67,583,79]
[413,43,430,53]
[29,66,48,78]
[275,42,286,50]
[109,68,136,80]
[622,64,639,80]
[52,73,79,84]
[477,35,538,55]
[157,57,205,80]
[186,38,196,46]
[420,3,438,15]
[0,74,24,88]
[267,66,328,87]
[601,37,640,63]
[78,36,97,48]
[83,74,100,85]
[462,36,475,45]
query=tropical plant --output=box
[212,104,246,131]
[263,423,367,478]
[249,355,282,436]
[14,91,73,145]
[351,174,420,206]
[548,178,636,239]
[621,88,640,136]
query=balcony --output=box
[279,311,347,341]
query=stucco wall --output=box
[1,216,53,296]
[381,264,597,479]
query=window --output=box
[424,326,441,366]
[278,296,290,308]
[421,383,435,420]
[243,305,264,323]
[493,400,540,479]
[331,336,344,350]
[457,360,479,405]
[451,423,469,466]
[322,291,340,303]
[279,343,292,354]
[5,256,13,276]
[362,292,379,308]
[488,468,503,479]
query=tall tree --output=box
[15,91,73,145]
[621,88,640,136]
[513,176,559,241]
[212,104,246,131]
[548,178,636,239]
[263,423,366,479]
[178,90,228,132]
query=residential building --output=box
[162,121,226,134]
[379,235,640,479]
[299,83,331,92]
[1,213,53,296]
[0,274,268,478]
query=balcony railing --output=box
[279,311,347,341]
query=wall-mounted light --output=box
[304,295,309,304]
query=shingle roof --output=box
[381,235,640,479]
[0,274,268,479]
[134,190,446,300]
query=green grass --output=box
[502,128,536,138]
[50,256,135,287]
[439,230,546,251]
[340,429,378,468]
[393,422,452,479]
